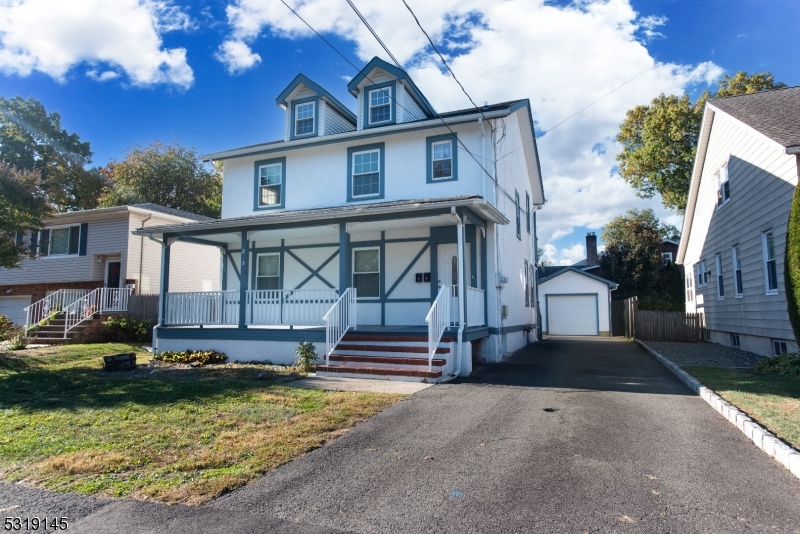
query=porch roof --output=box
[131,195,507,242]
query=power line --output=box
[344,0,403,69]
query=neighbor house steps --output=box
[316,332,457,382]
[26,314,116,344]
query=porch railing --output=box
[165,291,239,326]
[466,287,486,327]
[247,289,339,326]
[24,289,90,335]
[426,284,450,371]
[62,287,133,338]
[449,285,459,326]
[323,288,357,365]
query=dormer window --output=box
[368,86,392,125]
[294,101,315,137]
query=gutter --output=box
[787,146,800,155]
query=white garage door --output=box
[0,296,32,327]
[548,295,598,336]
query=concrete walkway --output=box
[3,338,800,533]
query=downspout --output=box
[438,207,466,383]
[492,120,503,359]
[479,117,486,200]
[138,214,153,294]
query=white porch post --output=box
[157,239,171,327]
[238,232,249,329]
[457,214,465,329]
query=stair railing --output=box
[322,287,357,366]
[23,289,90,336]
[62,287,132,338]
[426,284,450,371]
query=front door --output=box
[437,244,459,322]
[106,261,121,288]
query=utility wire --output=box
[344,0,403,69]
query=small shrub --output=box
[0,315,15,341]
[295,341,318,372]
[756,353,800,376]
[103,315,150,342]
[154,349,227,366]
[6,327,28,351]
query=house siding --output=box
[397,82,425,123]
[683,111,799,351]
[323,102,355,135]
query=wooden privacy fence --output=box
[127,294,159,326]
[636,310,705,342]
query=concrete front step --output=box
[316,364,442,381]
[334,343,449,355]
[328,354,446,368]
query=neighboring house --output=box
[537,266,617,336]
[132,57,545,381]
[678,86,800,357]
[0,204,221,332]
[572,232,600,276]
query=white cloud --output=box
[0,0,194,88]
[220,0,718,246]
[543,243,586,266]
[637,14,667,42]
[216,40,262,74]
[86,69,120,82]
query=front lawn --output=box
[683,366,800,450]
[0,343,403,504]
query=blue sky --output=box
[1,0,797,264]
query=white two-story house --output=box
[135,57,545,381]
[678,86,800,357]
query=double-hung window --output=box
[529,262,535,308]
[715,254,724,299]
[255,158,285,209]
[515,190,521,240]
[526,192,531,234]
[353,248,379,298]
[294,102,315,137]
[773,340,788,355]
[256,254,280,290]
[524,260,530,307]
[41,225,80,257]
[762,231,778,294]
[431,141,453,180]
[352,149,380,198]
[716,163,730,207]
[695,261,707,287]
[732,245,743,297]
[686,272,693,302]
[368,86,392,125]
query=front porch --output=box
[137,196,508,378]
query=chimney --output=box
[586,232,597,265]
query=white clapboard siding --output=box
[683,111,799,341]
[324,104,355,135]
[398,82,425,123]
[538,270,610,335]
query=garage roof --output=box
[538,266,618,289]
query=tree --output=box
[99,141,222,218]
[784,185,800,343]
[0,163,53,268]
[598,209,683,310]
[536,247,552,267]
[616,72,785,214]
[0,96,104,211]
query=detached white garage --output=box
[0,295,32,327]
[538,267,617,337]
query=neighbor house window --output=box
[256,254,280,290]
[695,261,708,287]
[294,101,315,137]
[368,86,392,124]
[773,339,788,355]
[353,248,379,298]
[762,231,778,294]
[731,334,740,348]
[41,225,80,257]
[526,192,531,234]
[715,254,724,299]
[716,163,730,207]
[515,190,521,240]
[686,272,693,302]
[255,158,285,209]
[662,252,673,263]
[732,245,743,297]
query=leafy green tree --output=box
[784,185,800,343]
[0,163,53,268]
[99,141,222,218]
[616,72,785,213]
[598,209,682,310]
[536,246,552,267]
[0,96,104,211]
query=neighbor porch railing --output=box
[426,284,450,371]
[164,290,240,326]
[466,287,486,327]
[23,289,90,335]
[323,287,357,365]
[62,287,132,338]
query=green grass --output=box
[683,366,800,449]
[0,343,403,504]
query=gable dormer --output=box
[276,74,356,141]
[346,57,437,130]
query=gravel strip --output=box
[645,341,768,368]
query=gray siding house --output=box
[678,86,800,356]
[0,204,221,327]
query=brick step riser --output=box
[316,365,442,380]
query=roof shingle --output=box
[711,86,800,150]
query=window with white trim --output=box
[258,162,283,207]
[529,262,535,308]
[431,140,453,180]
[773,339,788,355]
[762,231,778,293]
[715,254,724,299]
[716,163,730,207]
[695,260,707,287]
[256,254,280,290]
[732,245,743,297]
[526,192,531,234]
[515,190,521,240]
[686,271,693,302]
[41,225,80,256]
[368,87,391,124]
[662,252,673,263]
[294,102,315,136]
[353,247,379,298]
[352,149,380,198]
[524,260,530,307]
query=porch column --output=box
[338,222,349,293]
[238,232,249,329]
[157,239,171,327]
[457,213,466,329]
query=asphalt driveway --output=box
[4,337,800,533]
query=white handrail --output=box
[23,288,90,335]
[323,288,357,366]
[426,285,450,371]
[62,288,132,337]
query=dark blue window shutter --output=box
[40,229,50,256]
[79,223,88,256]
[30,231,38,254]
[15,231,23,246]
